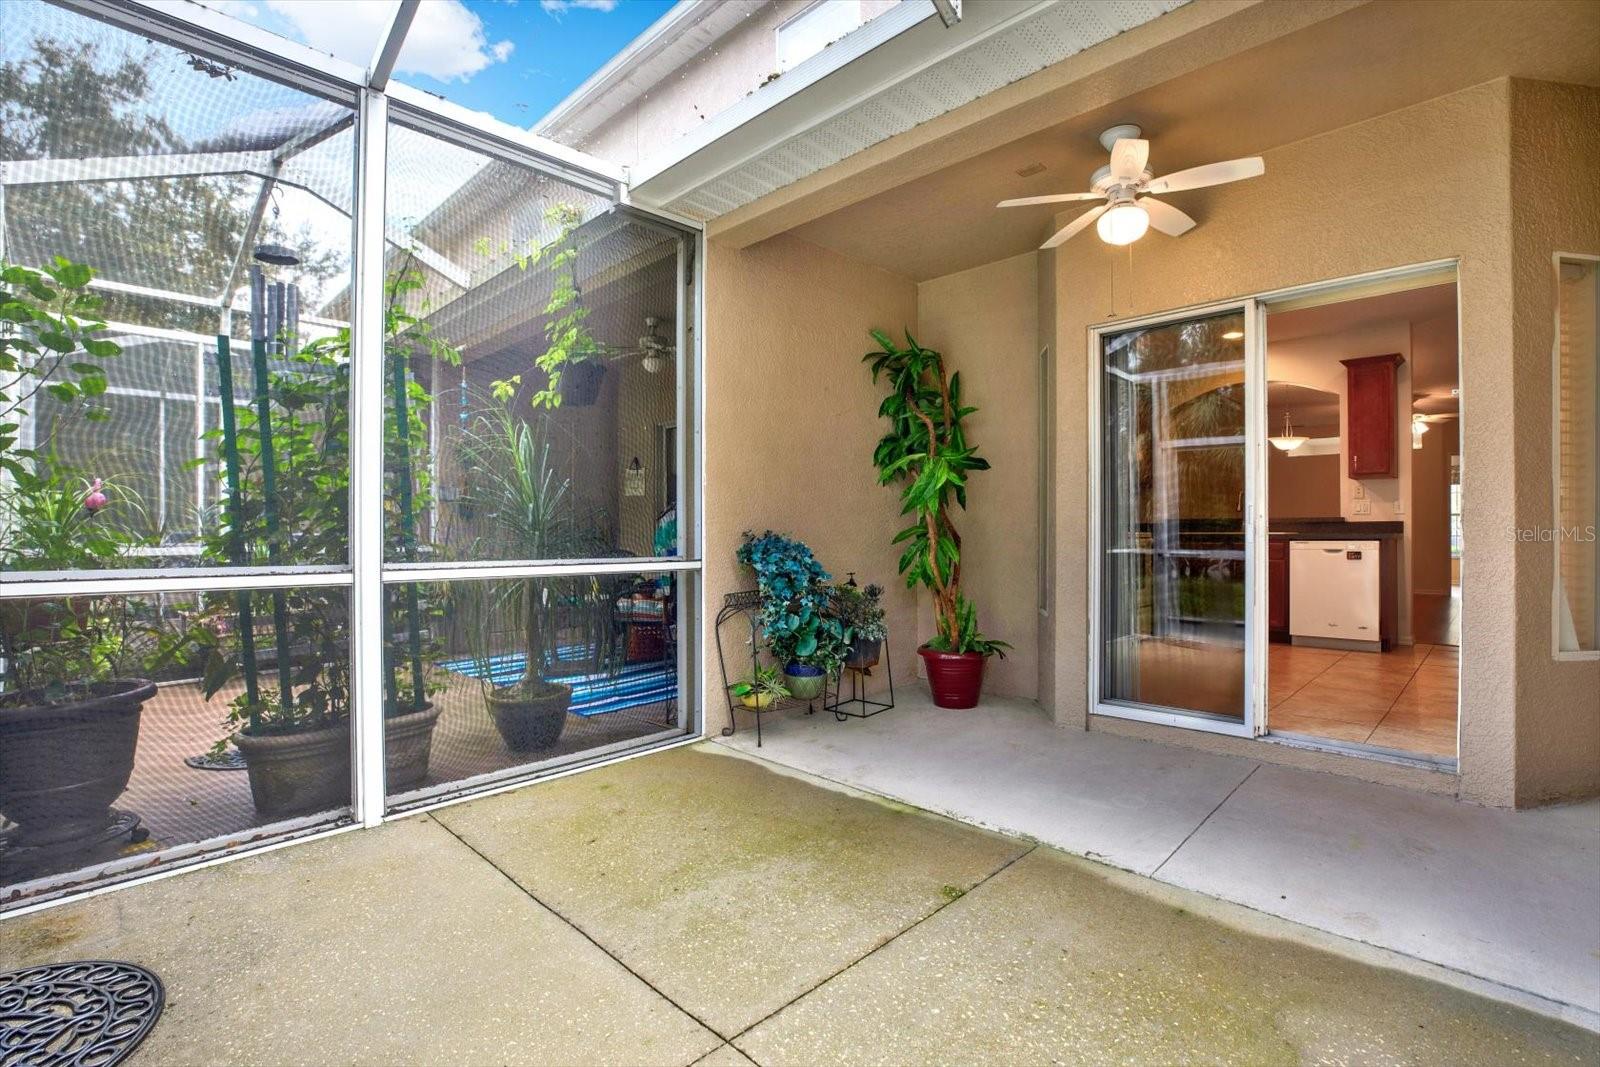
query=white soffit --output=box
[628,0,1188,222]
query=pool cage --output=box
[0,0,701,911]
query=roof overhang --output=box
[626,0,1188,223]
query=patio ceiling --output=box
[715,0,1600,281]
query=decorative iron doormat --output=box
[0,961,164,1066]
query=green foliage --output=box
[0,597,147,704]
[163,271,459,736]
[730,663,790,702]
[828,581,888,644]
[864,329,1006,657]
[455,400,608,697]
[0,259,122,478]
[736,530,851,673]
[481,203,602,410]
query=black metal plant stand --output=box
[824,633,895,721]
[716,590,826,748]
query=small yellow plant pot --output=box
[740,692,776,710]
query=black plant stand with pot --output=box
[825,632,895,721]
[716,590,826,748]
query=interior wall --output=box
[915,252,1041,698]
[1508,79,1600,806]
[702,233,918,732]
[1267,442,1340,519]
[1052,79,1521,804]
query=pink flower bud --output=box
[83,478,108,512]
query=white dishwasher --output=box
[1290,540,1381,647]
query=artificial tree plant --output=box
[736,530,850,699]
[864,329,1007,707]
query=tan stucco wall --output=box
[1508,79,1600,806]
[915,252,1040,698]
[1051,79,1525,804]
[701,233,917,732]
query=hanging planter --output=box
[559,360,607,407]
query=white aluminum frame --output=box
[1086,260,1465,767]
[2,0,707,915]
[1087,298,1261,740]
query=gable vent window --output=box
[777,1,864,73]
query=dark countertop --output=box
[1268,519,1404,539]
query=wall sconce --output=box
[624,456,647,497]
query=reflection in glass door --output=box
[1097,309,1251,726]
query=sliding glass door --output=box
[1093,306,1259,733]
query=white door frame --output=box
[1087,299,1263,739]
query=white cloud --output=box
[263,0,514,83]
[540,0,619,14]
[196,0,261,17]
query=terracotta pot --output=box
[235,721,351,817]
[0,679,154,848]
[487,682,572,752]
[783,664,826,701]
[918,647,987,709]
[845,637,882,670]
[385,702,441,794]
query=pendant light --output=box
[1412,414,1429,449]
[1269,413,1308,453]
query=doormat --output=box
[184,747,246,771]
[0,960,164,1066]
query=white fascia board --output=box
[628,0,1053,209]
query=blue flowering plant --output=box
[736,530,851,676]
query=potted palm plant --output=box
[457,403,602,751]
[730,663,790,709]
[864,330,1008,708]
[0,258,159,857]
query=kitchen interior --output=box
[1264,281,1461,758]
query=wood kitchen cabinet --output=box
[1268,538,1290,641]
[1341,353,1404,479]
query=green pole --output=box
[391,346,426,710]
[251,335,294,711]
[214,336,260,727]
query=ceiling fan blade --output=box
[1110,137,1149,181]
[1041,204,1107,249]
[1140,196,1196,237]
[1145,156,1264,194]
[997,192,1102,208]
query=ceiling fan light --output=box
[1412,414,1429,449]
[1096,202,1149,246]
[641,353,664,374]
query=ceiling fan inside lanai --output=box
[997,125,1265,249]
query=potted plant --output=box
[0,258,159,855]
[456,404,604,752]
[830,581,888,669]
[864,330,1008,708]
[730,663,790,709]
[735,531,850,701]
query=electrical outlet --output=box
[1354,499,1372,515]
[1353,483,1367,499]
[1392,498,1404,515]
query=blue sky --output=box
[209,0,676,128]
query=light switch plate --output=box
[1354,499,1372,515]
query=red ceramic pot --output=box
[918,647,987,709]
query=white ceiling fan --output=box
[997,124,1264,249]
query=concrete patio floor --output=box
[2,745,1596,1066]
[719,690,1600,1028]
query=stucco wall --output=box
[915,252,1041,698]
[1508,79,1600,806]
[1050,79,1524,804]
[702,233,918,733]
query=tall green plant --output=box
[456,402,606,697]
[864,329,1008,657]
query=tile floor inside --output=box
[1268,641,1458,757]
